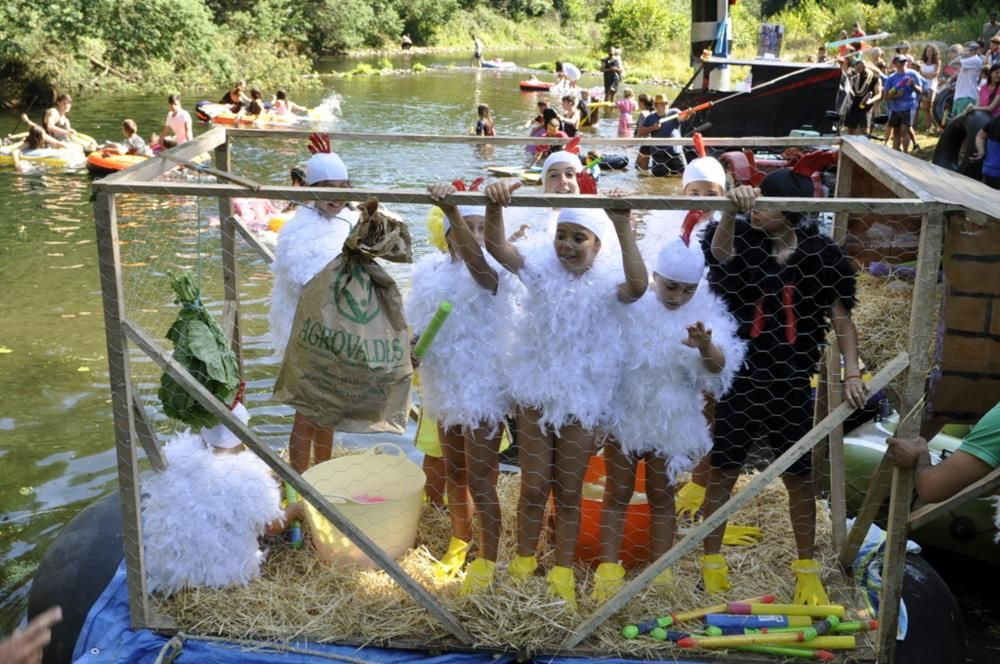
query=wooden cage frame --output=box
[90,128,999,662]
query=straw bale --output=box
[852,272,941,388]
[159,471,875,660]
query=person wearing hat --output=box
[141,402,305,594]
[635,93,680,171]
[593,237,745,603]
[483,193,648,610]
[987,34,1000,68]
[981,10,1000,46]
[884,53,924,151]
[697,171,866,604]
[951,41,985,120]
[844,53,883,136]
[406,181,523,595]
[270,148,358,473]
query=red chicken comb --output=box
[692,132,707,159]
[565,135,582,154]
[577,171,598,195]
[449,177,486,192]
[308,132,331,154]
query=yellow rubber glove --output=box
[700,554,731,594]
[722,524,762,547]
[791,558,830,605]
[675,481,706,519]
[546,565,577,611]
[432,537,469,580]
[459,557,496,595]
[652,567,674,587]
[591,562,625,604]
[508,554,538,582]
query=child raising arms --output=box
[483,187,647,609]
[408,183,519,593]
[594,237,744,602]
[699,169,867,604]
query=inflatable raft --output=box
[195,101,321,128]
[85,150,148,177]
[481,59,516,70]
[519,79,553,91]
[0,145,86,169]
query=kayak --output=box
[0,145,87,169]
[519,80,553,91]
[86,150,148,177]
[485,165,542,184]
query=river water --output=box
[0,49,679,632]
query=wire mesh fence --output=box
[91,128,955,659]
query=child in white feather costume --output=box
[591,237,746,603]
[142,403,302,595]
[482,183,648,609]
[269,150,358,473]
[405,184,524,594]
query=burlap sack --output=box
[274,200,414,432]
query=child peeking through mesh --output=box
[142,402,304,594]
[697,168,867,605]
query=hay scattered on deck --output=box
[159,473,873,659]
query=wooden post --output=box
[215,133,243,370]
[825,343,848,550]
[94,192,151,629]
[120,319,474,646]
[875,209,945,663]
[561,352,910,650]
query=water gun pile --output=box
[621,594,878,661]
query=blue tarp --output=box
[73,563,706,663]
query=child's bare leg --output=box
[690,456,712,488]
[599,440,637,562]
[466,424,503,560]
[422,454,447,506]
[701,464,741,555]
[645,456,677,559]
[290,411,316,473]
[314,426,334,465]
[552,423,596,567]
[440,424,474,543]
[781,472,817,560]
[516,407,555,557]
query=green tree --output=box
[398,0,460,44]
[603,0,683,52]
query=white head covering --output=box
[542,150,582,180]
[556,207,610,243]
[442,205,486,235]
[655,237,705,284]
[682,157,726,190]
[305,152,349,185]
[200,402,250,449]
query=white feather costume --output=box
[269,205,359,356]
[406,252,519,431]
[507,242,628,434]
[141,432,284,595]
[609,287,746,481]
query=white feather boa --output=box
[405,252,519,431]
[269,205,358,356]
[610,287,746,480]
[507,242,628,433]
[141,432,284,595]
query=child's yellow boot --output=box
[791,558,830,605]
[546,565,577,611]
[508,554,538,582]
[700,554,731,594]
[432,537,470,580]
[459,558,496,595]
[591,562,625,604]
